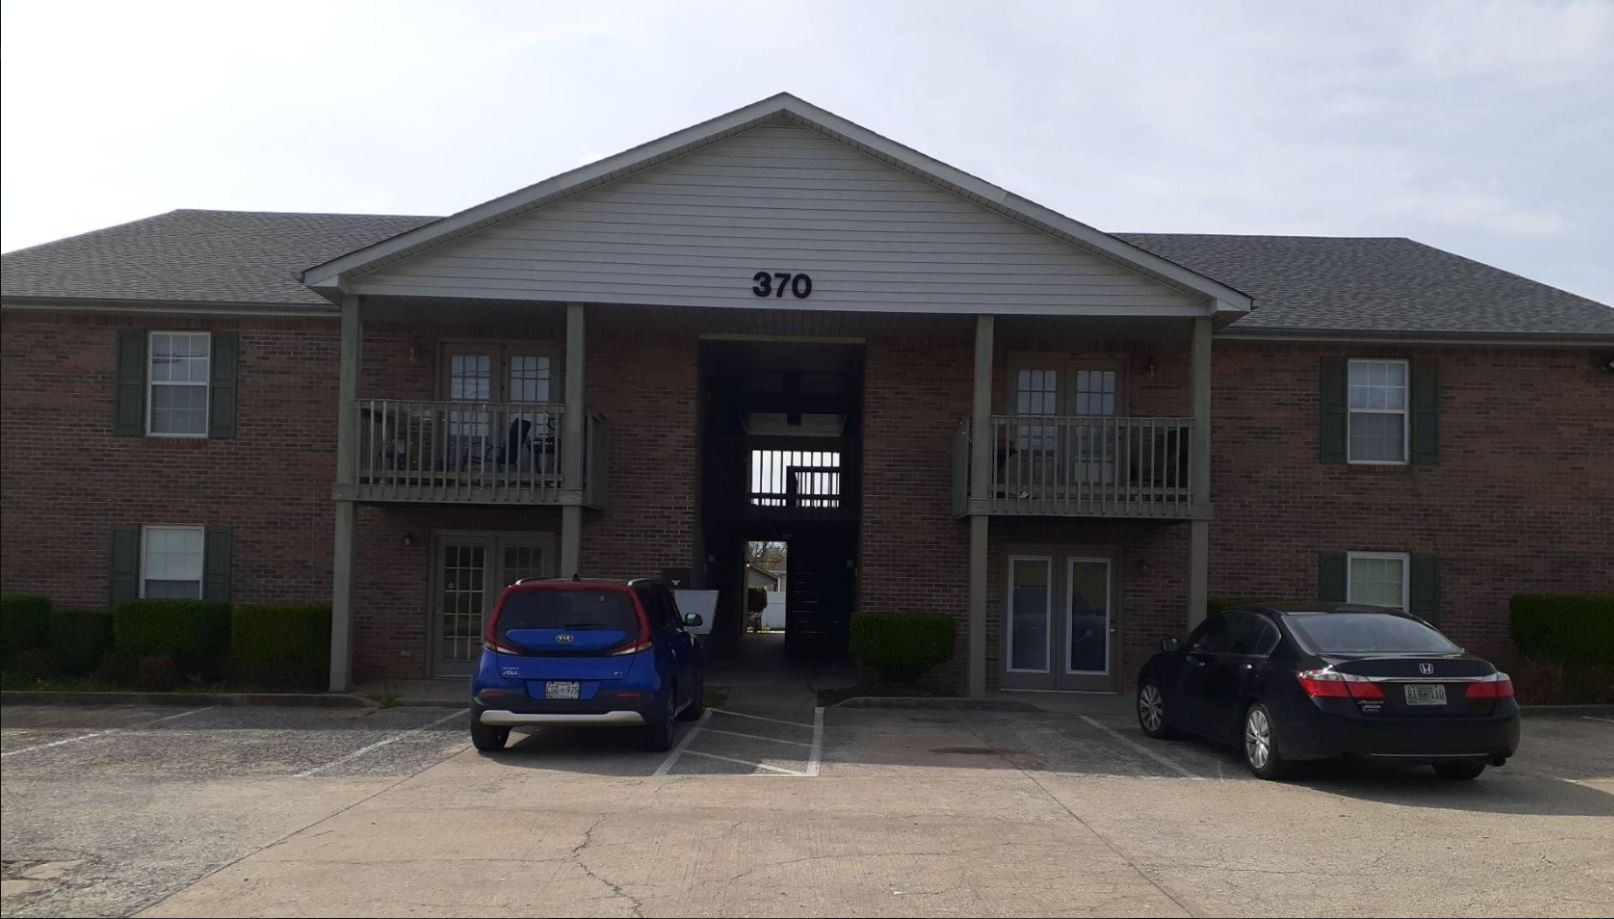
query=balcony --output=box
[954,415,1196,518]
[343,399,607,506]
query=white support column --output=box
[1187,315,1213,631]
[967,315,994,697]
[561,302,586,577]
[329,295,361,692]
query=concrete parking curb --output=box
[0,690,374,709]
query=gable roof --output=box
[1117,234,1614,340]
[300,92,1250,315]
[4,210,1610,339]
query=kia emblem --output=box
[557,633,574,644]
[1418,662,1434,675]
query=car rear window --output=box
[497,589,639,636]
[1285,613,1459,655]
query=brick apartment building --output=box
[3,94,1611,694]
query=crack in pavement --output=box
[568,815,646,918]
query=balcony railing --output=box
[955,415,1195,518]
[351,400,605,505]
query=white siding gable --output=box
[355,123,1204,316]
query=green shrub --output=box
[1,594,52,665]
[1207,597,1289,618]
[747,587,768,614]
[232,603,331,689]
[13,648,54,679]
[115,599,232,680]
[95,653,136,686]
[849,613,956,684]
[49,609,117,676]
[1510,594,1614,668]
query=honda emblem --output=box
[1418,662,1434,675]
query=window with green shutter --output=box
[114,331,147,436]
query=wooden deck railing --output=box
[955,415,1194,518]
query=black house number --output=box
[752,271,812,299]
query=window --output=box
[1347,359,1408,463]
[1188,614,1232,653]
[1347,552,1409,609]
[1286,613,1458,655]
[141,525,205,599]
[148,332,211,436]
[1225,612,1282,656]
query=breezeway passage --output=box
[2,702,1611,918]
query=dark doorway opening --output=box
[698,339,862,663]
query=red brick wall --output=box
[579,310,700,579]
[0,311,339,608]
[856,320,975,686]
[1209,342,1614,665]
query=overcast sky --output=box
[2,0,1610,304]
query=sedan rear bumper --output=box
[1280,707,1521,764]
[478,709,646,727]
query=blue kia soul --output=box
[470,577,705,753]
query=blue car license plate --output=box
[545,681,581,700]
[1404,683,1446,706]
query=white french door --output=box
[432,532,556,677]
[1001,552,1117,691]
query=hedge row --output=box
[0,594,331,689]
[849,612,956,684]
[1510,594,1614,668]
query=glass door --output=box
[1002,556,1053,689]
[1060,558,1116,691]
[1071,365,1120,487]
[433,533,555,677]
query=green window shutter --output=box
[1318,551,1347,603]
[1410,554,1440,625]
[1410,361,1439,465]
[1318,358,1347,464]
[204,527,233,602]
[110,526,140,607]
[208,332,238,438]
[114,330,147,436]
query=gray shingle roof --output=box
[0,210,431,309]
[1117,233,1614,338]
[4,210,1609,337]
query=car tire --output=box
[1136,679,1175,739]
[1243,703,1291,780]
[678,671,706,722]
[642,687,677,752]
[1433,761,1486,781]
[470,720,509,754]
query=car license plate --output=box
[1404,683,1446,706]
[545,681,581,700]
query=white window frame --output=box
[1346,551,1410,610]
[139,524,206,600]
[1064,556,1113,676]
[1005,555,1053,673]
[1346,359,1409,465]
[146,331,212,438]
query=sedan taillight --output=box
[1465,672,1514,699]
[1297,668,1385,700]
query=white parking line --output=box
[702,728,813,748]
[806,706,824,777]
[1581,716,1614,725]
[0,706,214,758]
[679,749,805,776]
[1077,714,1207,781]
[652,709,711,777]
[707,708,815,729]
[295,708,467,778]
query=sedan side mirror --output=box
[1160,638,1182,653]
[684,613,704,628]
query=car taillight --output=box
[482,638,524,655]
[608,594,655,656]
[1296,668,1385,700]
[1465,673,1514,699]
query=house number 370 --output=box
[752,272,813,298]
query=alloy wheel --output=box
[1138,684,1164,733]
[1245,707,1272,770]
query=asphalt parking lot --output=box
[2,700,1611,917]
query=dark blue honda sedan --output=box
[470,577,705,753]
[1137,604,1520,780]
